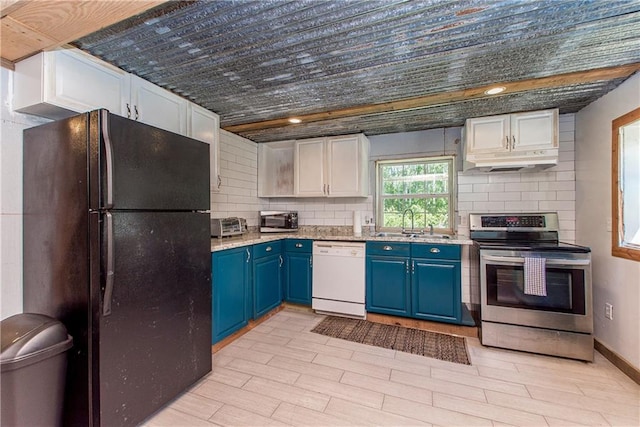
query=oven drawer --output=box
[411,243,461,260]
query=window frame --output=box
[375,156,456,235]
[612,106,640,262]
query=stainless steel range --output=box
[470,212,593,361]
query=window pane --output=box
[377,157,454,232]
[621,119,640,245]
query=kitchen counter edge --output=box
[211,233,473,252]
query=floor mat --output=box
[311,316,470,365]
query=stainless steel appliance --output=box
[23,110,212,426]
[470,212,593,361]
[211,217,246,237]
[260,210,298,232]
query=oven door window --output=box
[486,265,586,315]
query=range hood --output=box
[463,149,559,173]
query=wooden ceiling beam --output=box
[1,1,165,64]
[223,63,640,133]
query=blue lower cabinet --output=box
[412,258,461,322]
[284,239,312,305]
[366,242,463,324]
[253,241,283,318]
[366,256,410,316]
[212,247,251,343]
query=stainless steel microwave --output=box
[260,211,298,233]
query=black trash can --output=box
[1,313,73,427]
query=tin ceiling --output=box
[72,0,640,143]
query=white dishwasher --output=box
[312,241,366,318]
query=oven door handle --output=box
[482,255,590,266]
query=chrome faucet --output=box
[429,224,434,235]
[402,209,414,233]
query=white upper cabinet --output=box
[465,109,558,160]
[128,74,187,135]
[510,110,558,152]
[188,103,221,192]
[293,134,369,198]
[294,138,327,197]
[14,49,129,120]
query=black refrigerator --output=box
[23,109,212,426]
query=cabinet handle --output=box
[504,135,509,149]
[430,248,441,253]
[246,248,251,263]
[295,243,303,248]
[266,246,272,252]
[126,103,131,118]
[327,184,330,194]
[217,175,222,189]
[323,184,326,194]
[134,105,139,120]
[405,259,409,273]
[310,257,313,267]
[382,245,393,251]
[411,260,415,274]
[279,255,283,267]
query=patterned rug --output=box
[311,316,470,365]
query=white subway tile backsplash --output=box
[472,201,505,211]
[473,183,505,193]
[504,182,539,192]
[503,201,540,211]
[538,181,574,191]
[487,174,522,183]
[556,190,576,201]
[458,192,489,202]
[458,184,473,193]
[520,171,556,182]
[457,174,489,184]
[539,200,575,211]
[556,171,576,181]
[488,192,521,201]
[520,191,556,201]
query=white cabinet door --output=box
[188,103,221,192]
[294,138,327,197]
[327,135,367,197]
[465,115,510,154]
[14,49,129,119]
[130,75,187,135]
[511,109,558,152]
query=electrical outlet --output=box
[605,303,613,320]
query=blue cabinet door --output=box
[366,256,411,316]
[285,253,312,305]
[212,247,250,343]
[253,253,282,318]
[411,258,461,323]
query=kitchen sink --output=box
[373,232,451,240]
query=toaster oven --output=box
[211,217,246,237]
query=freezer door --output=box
[92,110,210,211]
[95,211,211,427]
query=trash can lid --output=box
[0,313,70,362]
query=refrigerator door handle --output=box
[101,109,114,209]
[103,212,115,316]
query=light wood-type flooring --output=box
[144,310,640,426]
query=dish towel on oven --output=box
[524,257,547,296]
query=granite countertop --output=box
[211,232,473,252]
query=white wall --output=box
[212,130,266,227]
[575,73,640,369]
[0,68,51,320]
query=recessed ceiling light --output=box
[288,118,302,124]
[484,86,506,95]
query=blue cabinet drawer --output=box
[411,243,461,260]
[253,240,282,259]
[366,241,411,257]
[285,239,312,253]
